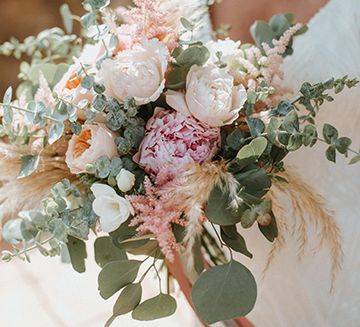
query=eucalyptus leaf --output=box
[81,12,96,29]
[250,20,275,47]
[240,209,258,229]
[287,133,303,151]
[226,128,245,151]
[180,17,194,31]
[67,235,87,273]
[98,260,141,299]
[192,260,257,324]
[166,66,189,90]
[234,168,271,198]
[94,236,127,268]
[60,4,73,34]
[113,283,142,316]
[221,226,253,258]
[3,105,13,125]
[48,122,65,144]
[282,110,299,133]
[303,125,318,147]
[132,293,177,321]
[323,123,338,144]
[269,14,290,37]
[236,137,267,160]
[247,118,265,137]
[205,185,243,225]
[349,155,360,165]
[176,45,210,67]
[18,154,40,179]
[3,86,12,104]
[326,146,336,163]
[334,137,351,154]
[126,240,163,259]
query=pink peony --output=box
[65,123,118,174]
[134,108,220,178]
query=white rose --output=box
[166,64,247,127]
[2,219,23,244]
[116,168,136,193]
[91,183,134,233]
[99,38,169,105]
[206,38,241,66]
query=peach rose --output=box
[65,123,118,174]
[166,64,247,127]
[53,62,95,113]
[98,38,169,105]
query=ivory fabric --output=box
[238,0,360,326]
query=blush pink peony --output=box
[133,108,220,177]
[65,123,118,174]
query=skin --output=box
[211,0,328,42]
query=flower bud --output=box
[116,168,136,193]
[1,251,13,262]
[257,212,272,226]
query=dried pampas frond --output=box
[267,167,343,289]
[0,139,73,236]
[160,160,241,260]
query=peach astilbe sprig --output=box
[118,0,178,51]
[234,23,304,99]
[127,177,186,262]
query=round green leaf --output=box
[113,283,142,316]
[94,236,127,268]
[132,293,177,321]
[192,260,257,324]
[176,45,210,67]
[205,186,243,225]
[98,260,141,299]
[237,137,268,160]
[323,123,338,144]
[250,20,276,47]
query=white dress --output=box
[237,0,360,326]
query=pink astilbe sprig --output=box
[127,177,186,262]
[35,72,56,109]
[260,23,304,83]
[117,0,178,51]
[233,23,304,102]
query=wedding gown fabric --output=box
[236,0,360,326]
[181,0,360,326]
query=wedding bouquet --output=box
[1,0,359,325]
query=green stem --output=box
[0,103,60,123]
[8,236,55,258]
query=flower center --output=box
[73,129,92,158]
[65,72,81,90]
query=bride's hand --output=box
[211,0,328,41]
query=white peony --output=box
[116,168,136,193]
[206,38,241,66]
[91,183,134,233]
[99,38,169,105]
[166,64,247,127]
